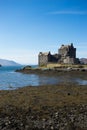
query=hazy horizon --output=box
[0,0,87,64]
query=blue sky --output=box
[0,0,87,64]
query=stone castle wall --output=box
[38,44,80,66]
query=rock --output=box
[23,65,32,70]
[1,105,87,129]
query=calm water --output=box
[0,66,87,90]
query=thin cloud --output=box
[48,11,87,15]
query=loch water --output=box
[0,66,87,90]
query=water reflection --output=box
[75,78,87,85]
[0,70,87,90]
[37,75,59,86]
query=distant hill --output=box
[0,59,21,66]
[80,58,87,64]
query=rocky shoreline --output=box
[0,104,87,130]
[0,84,87,130]
[16,66,87,75]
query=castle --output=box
[38,43,80,66]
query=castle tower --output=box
[38,52,51,66]
[58,43,77,64]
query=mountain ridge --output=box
[0,59,21,66]
[80,58,87,64]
